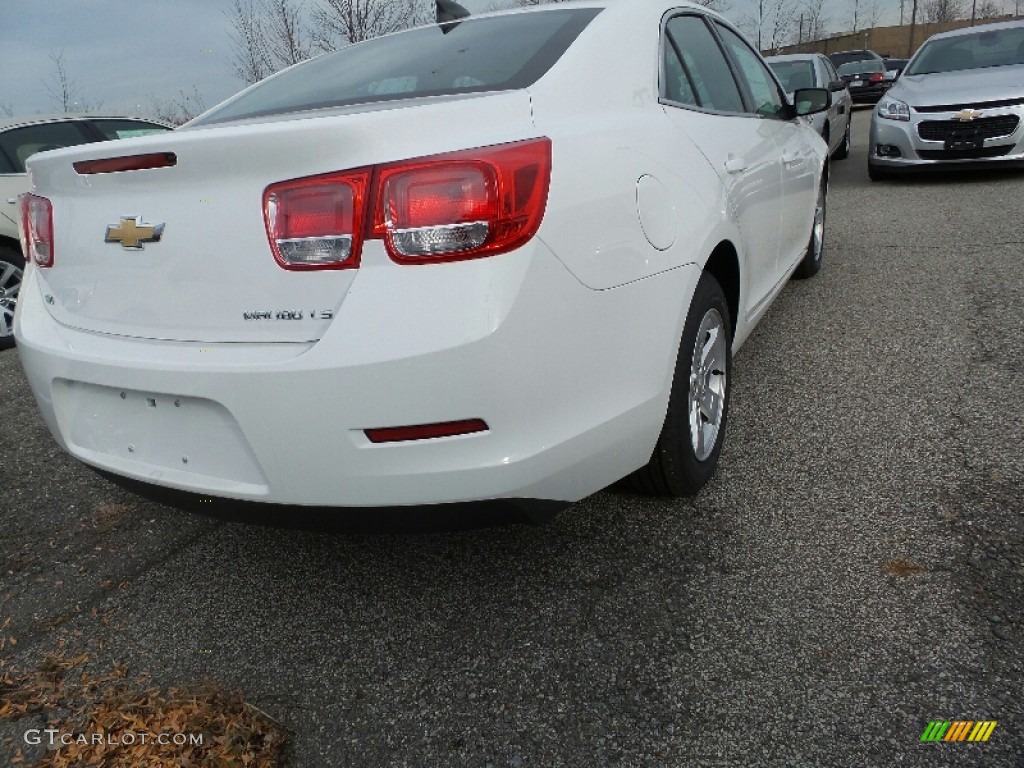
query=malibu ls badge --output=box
[105,216,164,249]
[243,309,335,320]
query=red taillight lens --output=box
[365,419,489,443]
[264,170,370,270]
[18,193,54,268]
[262,138,551,270]
[868,73,884,83]
[74,152,177,174]
[374,138,551,264]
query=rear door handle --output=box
[724,157,748,174]
[782,153,801,166]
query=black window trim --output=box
[658,10,750,118]
[707,17,795,122]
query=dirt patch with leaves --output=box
[1,650,288,767]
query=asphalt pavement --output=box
[1,107,1022,766]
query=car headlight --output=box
[877,96,910,122]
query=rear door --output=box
[660,12,784,314]
[714,22,818,276]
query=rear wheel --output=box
[792,173,827,280]
[632,272,732,496]
[832,118,851,160]
[0,245,24,350]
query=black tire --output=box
[0,244,25,350]
[832,117,851,160]
[792,172,827,280]
[632,271,732,497]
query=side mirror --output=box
[793,87,830,116]
[828,79,847,92]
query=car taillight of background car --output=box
[18,193,54,268]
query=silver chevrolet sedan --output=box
[869,19,1024,179]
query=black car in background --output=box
[829,49,885,68]
[836,58,891,103]
[883,57,910,81]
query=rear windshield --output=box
[837,59,884,75]
[830,51,876,66]
[193,8,601,126]
[906,25,1024,75]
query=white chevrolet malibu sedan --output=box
[16,0,829,517]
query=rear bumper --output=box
[16,241,697,507]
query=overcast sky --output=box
[0,0,501,119]
[1,0,905,119]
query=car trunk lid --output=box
[25,91,535,343]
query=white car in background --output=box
[16,0,829,516]
[0,115,170,348]
[767,52,854,160]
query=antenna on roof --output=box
[436,0,470,23]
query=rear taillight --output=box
[375,139,551,264]
[18,193,54,268]
[262,138,551,270]
[868,73,884,83]
[263,170,371,270]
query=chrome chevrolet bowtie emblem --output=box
[105,216,164,249]
[952,109,984,122]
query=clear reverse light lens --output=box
[390,222,489,257]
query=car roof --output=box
[0,114,172,132]
[921,17,1024,42]
[765,53,822,61]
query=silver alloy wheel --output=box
[688,308,727,461]
[810,179,826,263]
[0,259,22,340]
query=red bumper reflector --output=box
[365,419,489,443]
[74,152,177,174]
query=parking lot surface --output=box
[1,108,1022,766]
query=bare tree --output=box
[922,0,965,21]
[846,0,862,31]
[228,0,273,84]
[228,0,313,85]
[264,0,313,66]
[44,51,78,113]
[801,0,830,41]
[862,0,883,28]
[148,86,207,126]
[975,0,1003,16]
[742,0,799,49]
[767,0,799,49]
[313,0,427,49]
